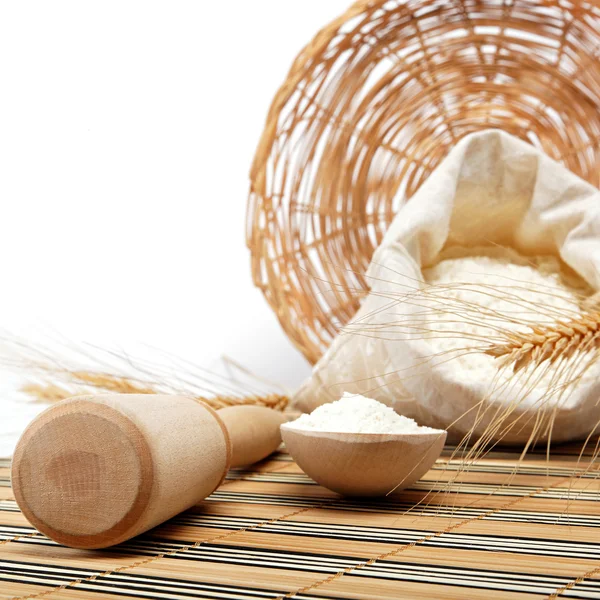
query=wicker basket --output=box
[247,0,600,364]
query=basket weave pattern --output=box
[247,0,600,364]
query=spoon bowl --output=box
[281,424,447,497]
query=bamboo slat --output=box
[1,446,600,599]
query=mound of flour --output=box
[288,392,441,434]
[422,253,585,386]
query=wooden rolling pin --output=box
[11,394,286,549]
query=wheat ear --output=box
[0,334,290,411]
[21,372,289,411]
[485,310,600,372]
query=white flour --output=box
[422,253,585,388]
[288,392,441,434]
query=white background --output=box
[0,1,351,455]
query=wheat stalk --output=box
[20,371,289,411]
[0,335,289,411]
[484,310,600,372]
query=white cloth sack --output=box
[293,129,600,444]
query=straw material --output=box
[22,380,289,411]
[247,0,600,364]
[2,442,600,598]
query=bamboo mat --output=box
[1,443,600,600]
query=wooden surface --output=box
[1,441,600,599]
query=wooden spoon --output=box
[281,424,447,497]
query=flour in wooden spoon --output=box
[288,393,441,434]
